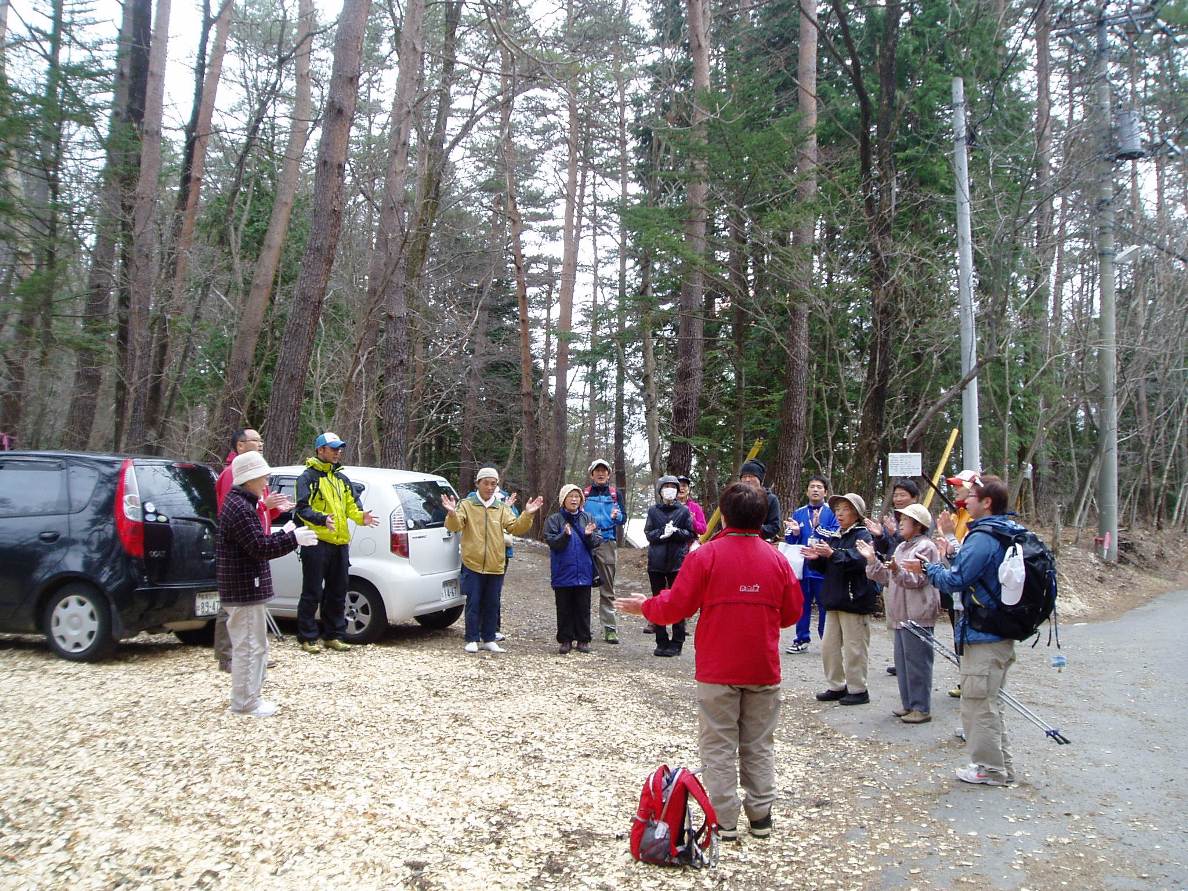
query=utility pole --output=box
[952,77,981,473]
[1094,10,1119,564]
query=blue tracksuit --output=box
[786,502,838,644]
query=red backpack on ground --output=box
[630,765,719,868]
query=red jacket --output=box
[216,452,279,530]
[642,529,803,686]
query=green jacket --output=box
[445,493,534,574]
[295,458,365,545]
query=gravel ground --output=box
[3,539,1162,890]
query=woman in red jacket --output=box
[616,482,803,842]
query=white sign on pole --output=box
[887,452,923,477]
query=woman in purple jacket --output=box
[217,452,316,717]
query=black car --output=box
[0,451,220,661]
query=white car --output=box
[266,465,463,643]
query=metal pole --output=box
[1095,12,1119,563]
[952,77,981,472]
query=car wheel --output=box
[343,579,387,644]
[43,583,117,662]
[414,605,464,630]
[174,623,215,646]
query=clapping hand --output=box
[660,521,676,539]
[934,535,953,557]
[785,518,800,536]
[855,538,877,563]
[507,492,518,508]
[265,492,293,511]
[585,521,597,536]
[864,517,884,537]
[900,557,924,574]
[937,510,956,535]
[882,513,897,536]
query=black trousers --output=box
[648,570,685,647]
[554,586,592,644]
[298,540,350,642]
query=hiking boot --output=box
[891,707,910,717]
[482,641,506,653]
[719,826,739,843]
[299,640,322,654]
[604,629,619,644]
[323,639,351,652]
[576,642,591,654]
[900,710,932,724]
[654,645,676,657]
[955,763,1008,786]
[464,642,479,654]
[558,642,572,655]
[839,690,870,706]
[748,814,773,838]
[886,666,897,676]
[815,688,847,702]
[949,684,962,698]
[785,641,808,654]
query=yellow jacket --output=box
[295,458,365,545]
[445,494,534,574]
[954,507,971,542]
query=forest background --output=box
[0,0,1185,535]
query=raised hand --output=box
[563,523,572,536]
[855,538,877,562]
[937,510,956,535]
[506,492,518,507]
[524,496,545,513]
[585,521,597,536]
[441,493,458,513]
[882,513,897,536]
[264,492,292,511]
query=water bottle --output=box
[1050,653,1067,672]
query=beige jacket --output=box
[445,494,535,574]
[866,534,942,629]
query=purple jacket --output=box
[217,486,299,605]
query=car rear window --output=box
[394,481,454,530]
[134,462,217,522]
[0,460,68,517]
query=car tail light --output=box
[115,458,145,558]
[390,505,409,558]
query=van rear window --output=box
[135,462,217,522]
[394,481,454,530]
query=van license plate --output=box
[441,579,459,601]
[195,593,220,616]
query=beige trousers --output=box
[591,539,617,633]
[959,639,1016,780]
[696,683,781,830]
[821,611,871,694]
[226,604,268,713]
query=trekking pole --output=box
[904,621,1070,745]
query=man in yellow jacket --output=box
[294,432,378,653]
[443,467,542,653]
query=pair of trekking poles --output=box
[903,620,1071,745]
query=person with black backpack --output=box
[903,474,1025,787]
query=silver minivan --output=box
[266,466,463,643]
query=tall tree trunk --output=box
[212,0,314,452]
[123,0,171,451]
[501,0,538,497]
[151,0,234,440]
[613,4,629,513]
[379,0,463,468]
[333,0,424,445]
[667,0,709,477]
[263,0,373,462]
[769,0,817,508]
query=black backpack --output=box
[963,526,1058,642]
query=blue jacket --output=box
[785,502,839,581]
[584,483,626,540]
[544,509,601,588]
[924,514,1025,644]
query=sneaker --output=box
[949,685,962,699]
[230,699,278,718]
[839,690,870,706]
[299,640,322,654]
[604,629,619,644]
[464,641,479,654]
[900,710,932,724]
[891,707,910,717]
[954,725,966,741]
[719,826,739,843]
[815,688,847,701]
[748,814,772,838]
[266,659,277,669]
[955,763,1008,786]
[494,632,506,642]
[642,623,655,634]
[323,639,351,652]
[886,666,897,676]
[785,641,808,654]
[576,642,591,654]
[483,641,506,653]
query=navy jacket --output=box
[805,523,879,614]
[544,509,601,588]
[644,501,695,574]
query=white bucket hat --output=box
[232,451,272,486]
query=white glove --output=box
[293,526,318,547]
[282,521,296,533]
[660,521,675,540]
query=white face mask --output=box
[661,487,678,502]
